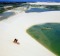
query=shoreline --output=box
[0,10,60,56]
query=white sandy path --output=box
[0,11,60,56]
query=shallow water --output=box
[25,6,60,13]
[27,23,60,55]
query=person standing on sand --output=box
[13,38,20,44]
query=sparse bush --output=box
[0,8,5,13]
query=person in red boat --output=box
[13,38,20,45]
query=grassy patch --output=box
[0,8,5,13]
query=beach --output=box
[0,9,60,56]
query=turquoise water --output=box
[27,23,60,55]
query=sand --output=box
[0,10,60,56]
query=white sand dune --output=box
[0,11,60,56]
[29,2,60,5]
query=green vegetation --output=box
[0,8,5,13]
[46,5,60,10]
[27,23,60,55]
[0,3,29,14]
